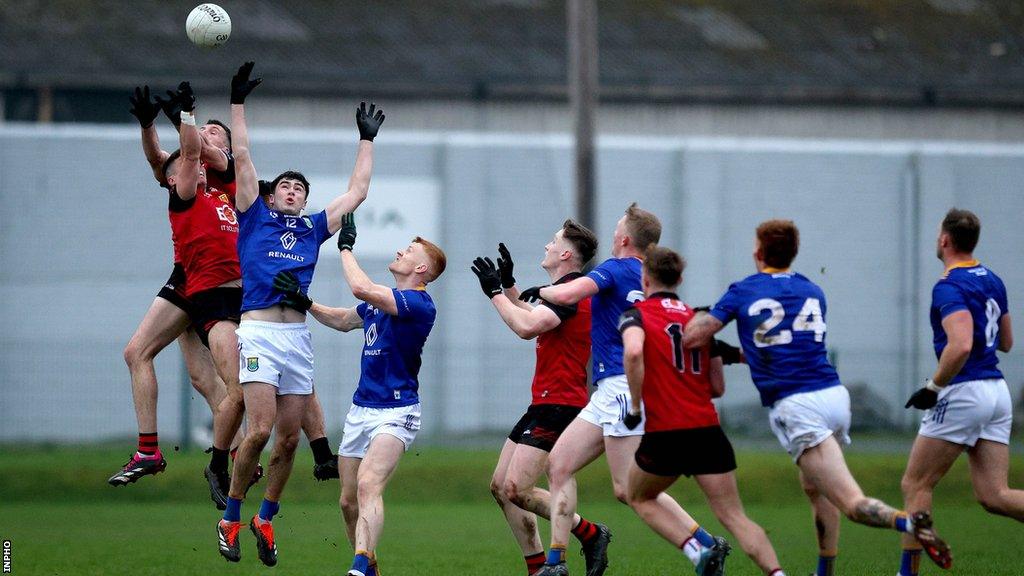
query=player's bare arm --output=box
[621,324,645,425]
[708,356,725,398]
[525,275,598,307]
[325,103,384,233]
[337,213,399,315]
[930,310,974,387]
[309,302,363,333]
[173,82,201,202]
[129,86,172,183]
[998,314,1013,352]
[228,62,261,212]
[682,312,724,348]
[470,256,561,339]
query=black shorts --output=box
[190,287,242,348]
[508,404,582,452]
[635,426,737,477]
[156,264,193,315]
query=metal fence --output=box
[1,125,1021,443]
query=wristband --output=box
[180,111,196,126]
[925,379,944,393]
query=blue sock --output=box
[899,549,921,576]
[258,498,279,522]
[223,497,242,523]
[692,527,715,548]
[546,547,566,565]
[350,552,371,575]
[894,513,910,533]
[816,555,835,576]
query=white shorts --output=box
[339,403,421,458]
[236,321,314,395]
[768,385,851,462]
[918,378,1011,447]
[577,375,645,438]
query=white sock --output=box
[681,537,704,566]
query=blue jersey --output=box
[354,288,436,408]
[931,261,1008,385]
[585,257,644,379]
[237,199,333,313]
[710,271,841,406]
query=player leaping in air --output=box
[683,219,952,575]
[470,222,611,576]
[898,208,1019,576]
[620,246,784,576]
[287,215,445,576]
[213,70,385,565]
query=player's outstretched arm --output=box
[620,322,646,430]
[337,213,399,315]
[998,314,1013,352]
[230,62,262,212]
[129,86,170,183]
[174,82,201,201]
[682,312,724,348]
[325,102,384,234]
[471,256,561,339]
[309,302,363,332]
[495,243,531,311]
[522,276,599,307]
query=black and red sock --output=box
[525,552,545,575]
[138,432,158,456]
[571,517,599,545]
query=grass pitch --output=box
[2,445,1022,575]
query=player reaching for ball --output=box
[214,75,385,565]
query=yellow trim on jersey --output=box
[942,259,980,278]
[762,266,791,274]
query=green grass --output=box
[2,446,1023,575]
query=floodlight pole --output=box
[568,0,598,231]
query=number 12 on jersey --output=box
[748,297,826,348]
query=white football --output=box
[186,3,232,48]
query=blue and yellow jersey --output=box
[710,270,841,407]
[353,288,436,408]
[931,260,1008,385]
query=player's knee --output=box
[276,431,301,454]
[246,424,273,447]
[489,476,506,504]
[123,339,146,368]
[357,476,382,501]
[504,478,529,507]
[339,491,359,516]
[547,459,572,485]
[976,491,1007,515]
[612,484,630,505]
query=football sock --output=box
[691,526,716,548]
[210,447,230,473]
[546,545,567,565]
[769,570,786,576]
[571,517,599,544]
[899,549,921,576]
[258,498,279,522]
[816,553,836,576]
[350,551,371,576]
[525,552,546,574]
[680,537,704,566]
[367,555,379,576]
[224,497,242,523]
[309,436,333,464]
[893,512,911,533]
[138,432,158,456]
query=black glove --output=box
[518,285,548,304]
[471,257,503,299]
[496,243,516,289]
[623,411,642,430]
[272,271,313,313]
[154,89,183,128]
[337,213,357,251]
[128,86,160,129]
[231,61,262,105]
[905,387,939,410]
[713,339,743,365]
[356,102,385,141]
[174,81,195,113]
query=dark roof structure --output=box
[2,0,1023,107]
